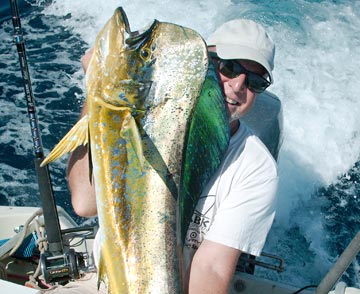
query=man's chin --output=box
[228,112,242,123]
[226,106,243,122]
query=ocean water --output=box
[1,0,360,290]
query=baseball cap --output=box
[207,19,275,83]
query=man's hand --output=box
[82,47,94,73]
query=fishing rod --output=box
[9,0,64,254]
[9,0,95,284]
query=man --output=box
[182,19,278,293]
[47,18,278,293]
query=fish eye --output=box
[140,48,151,61]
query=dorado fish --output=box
[42,7,229,294]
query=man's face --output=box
[208,47,267,122]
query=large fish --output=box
[42,7,229,294]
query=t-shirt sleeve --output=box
[205,140,278,256]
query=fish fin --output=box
[97,255,106,290]
[88,130,93,183]
[41,115,89,166]
[124,113,144,168]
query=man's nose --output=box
[228,74,247,93]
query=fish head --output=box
[86,7,158,114]
[86,7,209,116]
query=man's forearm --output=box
[188,239,240,294]
[66,48,97,218]
[67,103,97,217]
[67,143,97,217]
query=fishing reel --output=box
[40,225,97,284]
[40,248,92,284]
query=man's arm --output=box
[67,107,97,217]
[67,48,96,217]
[188,239,241,294]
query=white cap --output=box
[207,19,275,83]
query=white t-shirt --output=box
[183,122,278,269]
[93,122,278,270]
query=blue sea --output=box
[1,0,359,290]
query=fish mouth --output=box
[115,7,158,51]
[125,20,158,50]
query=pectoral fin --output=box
[41,115,89,166]
[123,112,144,168]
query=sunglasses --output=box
[209,52,271,94]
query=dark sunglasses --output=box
[209,52,271,94]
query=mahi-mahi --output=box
[42,7,229,293]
